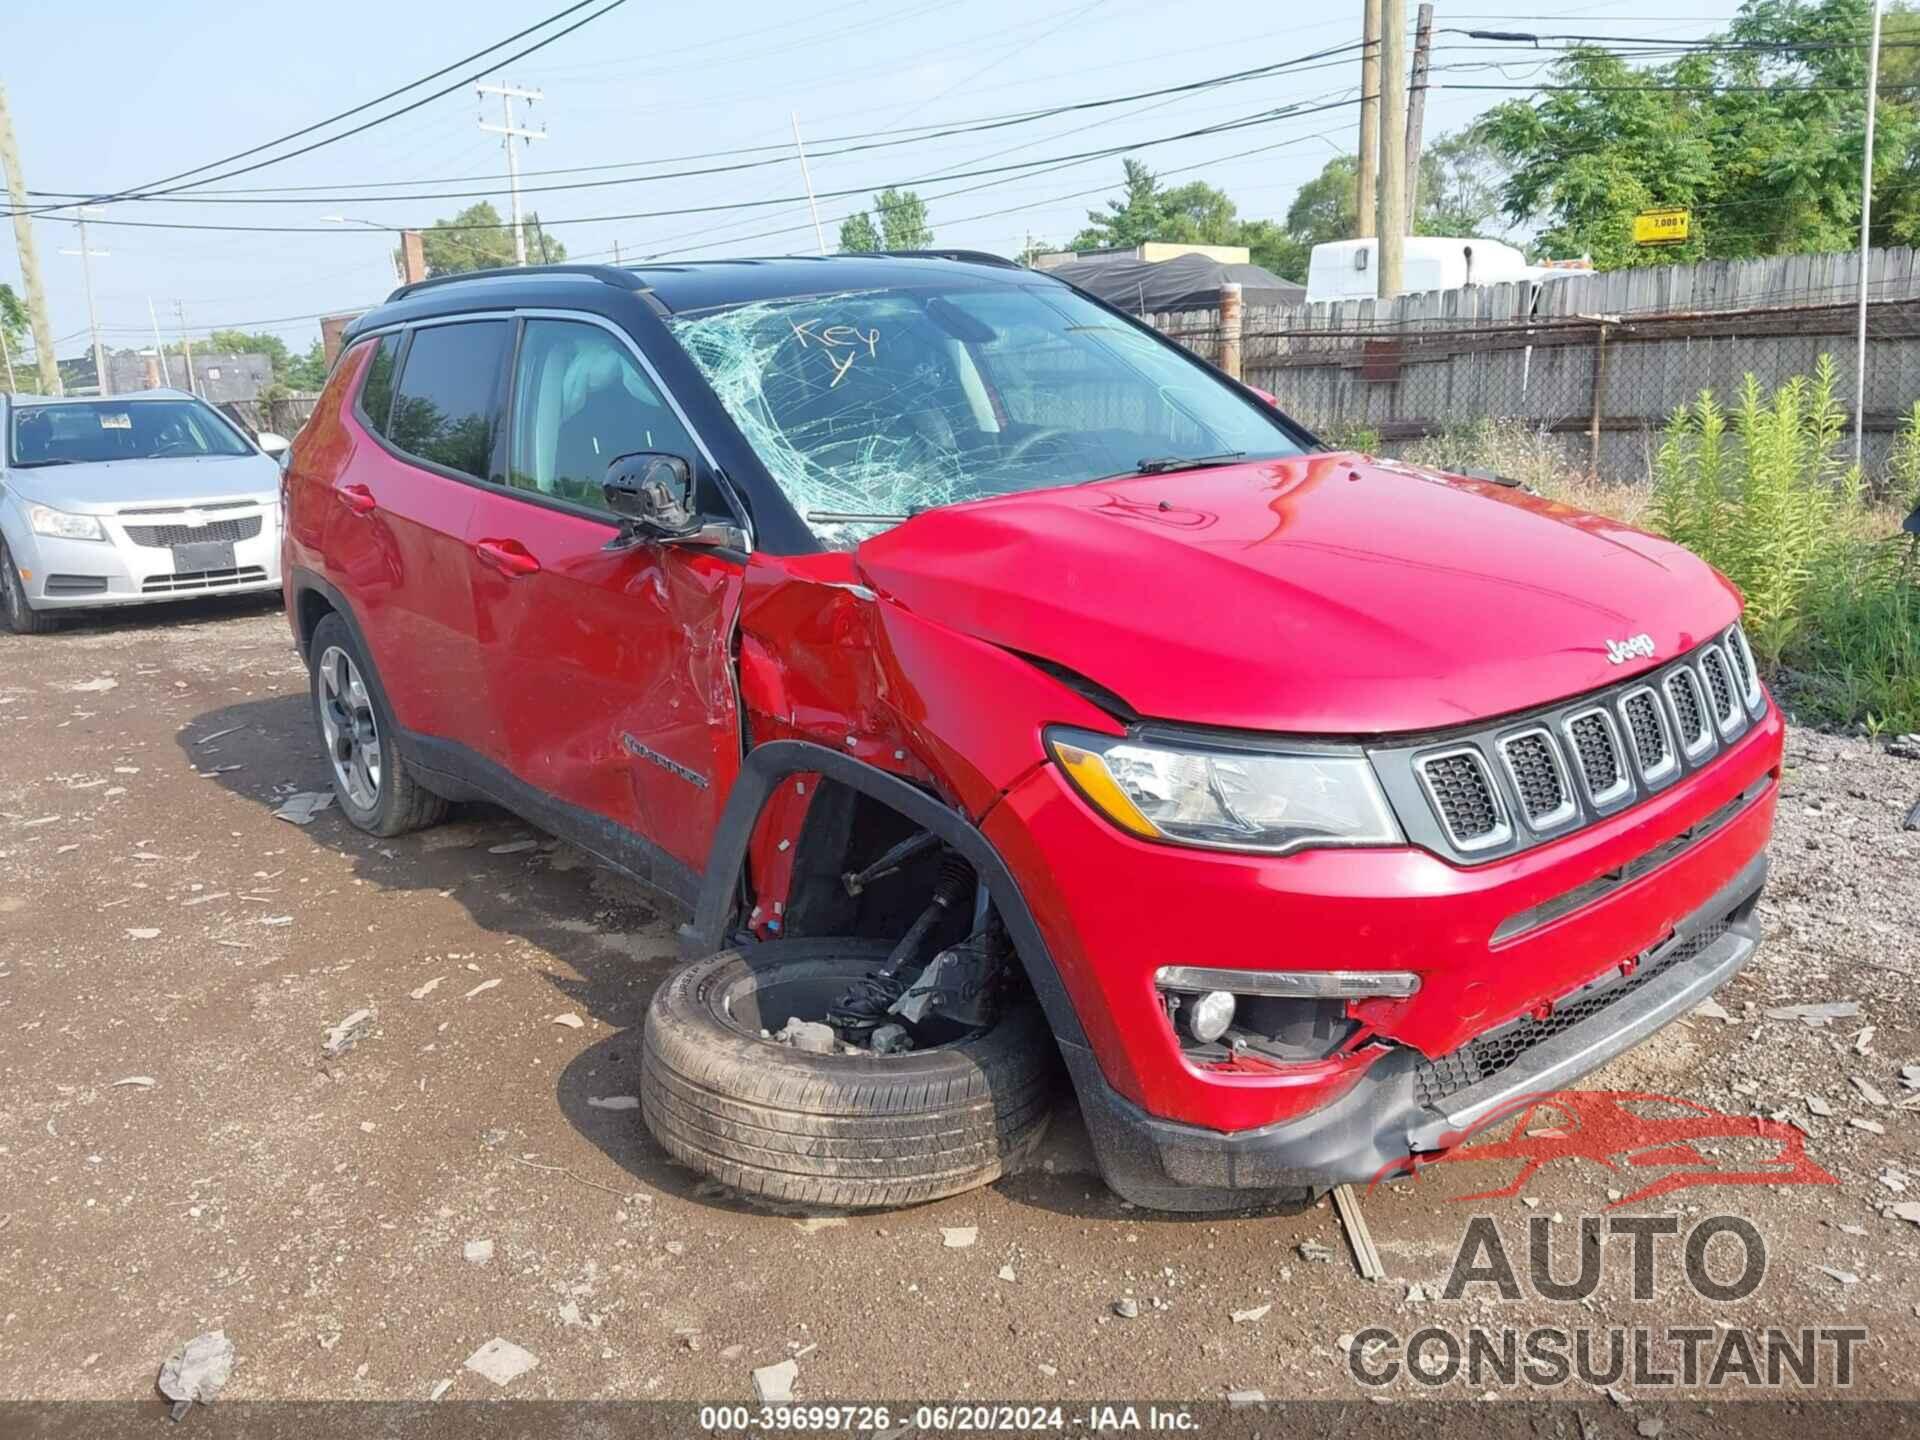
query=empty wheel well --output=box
[780,779,964,944]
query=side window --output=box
[357,333,401,437]
[387,321,510,481]
[507,319,699,513]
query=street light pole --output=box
[322,215,403,286]
[59,207,109,396]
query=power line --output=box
[14,45,1365,210]
[7,93,1370,238]
[18,0,628,218]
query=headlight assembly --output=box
[27,504,106,542]
[1047,726,1404,855]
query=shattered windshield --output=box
[664,280,1302,544]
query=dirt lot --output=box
[3,599,1919,1413]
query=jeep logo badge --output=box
[1605,633,1657,665]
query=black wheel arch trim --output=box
[680,738,1089,1050]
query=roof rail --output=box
[384,262,646,304]
[876,248,1023,271]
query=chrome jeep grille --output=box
[1370,627,1767,865]
[1700,646,1738,732]
[1414,748,1508,850]
[1565,709,1625,801]
[1665,668,1711,756]
[1497,730,1572,828]
[1619,687,1675,783]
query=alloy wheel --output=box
[317,645,382,811]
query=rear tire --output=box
[308,612,447,837]
[0,541,55,634]
[641,939,1059,1208]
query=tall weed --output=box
[1647,356,1919,731]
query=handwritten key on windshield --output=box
[789,319,881,387]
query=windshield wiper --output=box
[10,457,77,467]
[807,508,920,526]
[1129,450,1247,476]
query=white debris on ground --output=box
[941,1226,977,1249]
[156,1330,234,1416]
[271,791,334,826]
[463,1337,539,1387]
[321,1009,374,1057]
[752,1358,799,1403]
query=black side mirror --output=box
[1905,504,1920,537]
[603,452,698,540]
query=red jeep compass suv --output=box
[283,254,1780,1211]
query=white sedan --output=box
[0,389,289,634]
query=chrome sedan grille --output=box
[1369,626,1767,865]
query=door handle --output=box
[337,483,377,515]
[474,537,541,577]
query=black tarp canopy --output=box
[1044,252,1306,313]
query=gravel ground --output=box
[2,600,1918,1412]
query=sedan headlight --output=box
[26,504,106,542]
[1047,726,1404,855]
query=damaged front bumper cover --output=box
[1064,851,1768,1212]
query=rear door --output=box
[321,319,511,758]
[462,313,744,897]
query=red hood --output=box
[852,453,1741,735]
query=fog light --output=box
[1186,989,1237,1044]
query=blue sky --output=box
[3,0,1751,363]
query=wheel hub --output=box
[316,645,382,811]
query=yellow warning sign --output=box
[1633,208,1690,246]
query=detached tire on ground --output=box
[641,939,1059,1208]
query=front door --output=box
[463,315,744,899]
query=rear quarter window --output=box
[356,333,402,437]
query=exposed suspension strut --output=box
[827,852,974,1040]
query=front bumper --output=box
[1060,852,1766,1209]
[980,697,1782,1209]
[12,505,282,610]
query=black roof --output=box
[345,252,1048,342]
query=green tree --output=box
[837,211,880,252]
[1479,0,1912,267]
[413,201,567,277]
[0,284,28,391]
[838,188,933,251]
[283,339,330,392]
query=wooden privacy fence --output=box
[1143,246,1920,481]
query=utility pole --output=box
[148,298,172,388]
[174,301,197,397]
[1376,0,1409,298]
[1404,2,1435,234]
[1855,0,1885,465]
[476,81,547,266]
[1355,0,1381,239]
[60,209,109,396]
[792,112,827,255]
[0,83,62,394]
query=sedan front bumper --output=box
[13,505,282,611]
